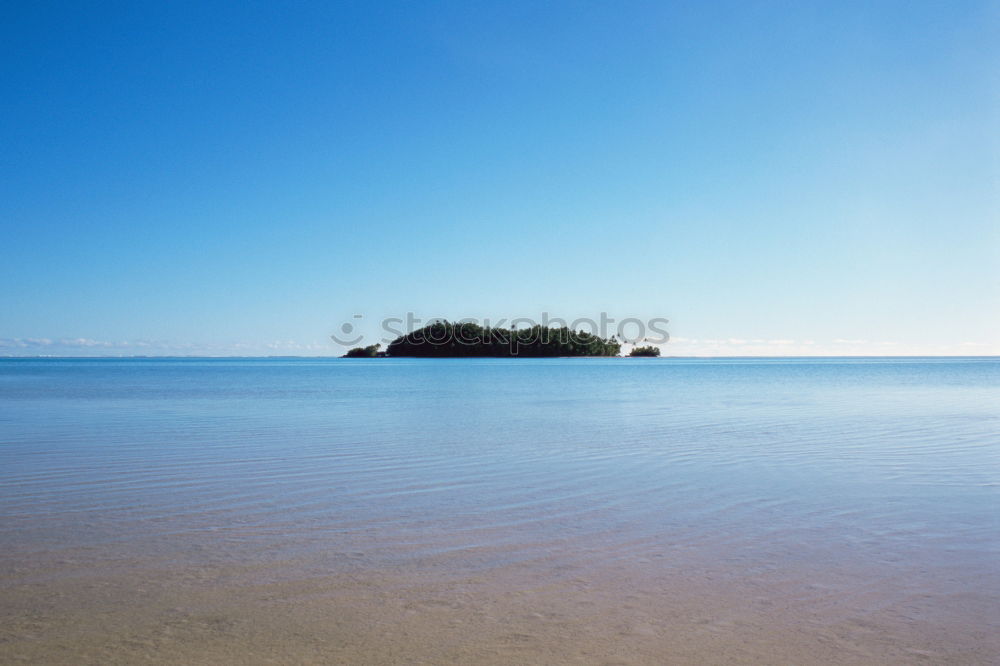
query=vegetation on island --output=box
[342,343,382,358]
[629,345,661,357]
[385,321,621,357]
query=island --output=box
[342,343,383,358]
[380,321,621,357]
[628,345,661,357]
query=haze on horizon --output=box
[1,1,997,357]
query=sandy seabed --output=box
[2,543,997,665]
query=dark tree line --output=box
[629,345,661,357]
[342,343,381,358]
[385,321,621,357]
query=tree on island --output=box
[629,345,660,357]
[343,343,381,358]
[385,321,621,357]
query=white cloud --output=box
[0,337,339,357]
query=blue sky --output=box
[1,1,997,356]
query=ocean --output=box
[1,357,997,663]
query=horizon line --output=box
[2,355,998,360]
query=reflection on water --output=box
[1,358,998,663]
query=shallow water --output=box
[1,357,998,663]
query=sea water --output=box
[1,357,997,662]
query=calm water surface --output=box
[1,357,998,663]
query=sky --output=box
[1,1,997,356]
